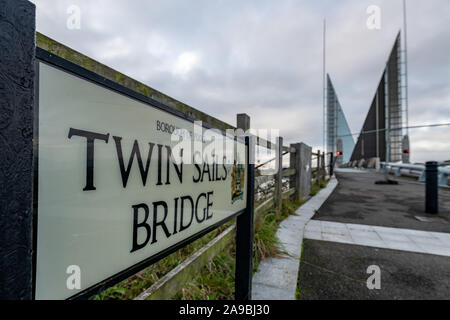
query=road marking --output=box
[304,220,450,257]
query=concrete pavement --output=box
[298,239,450,300]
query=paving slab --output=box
[304,221,450,257]
[252,283,294,300]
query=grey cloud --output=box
[30,0,450,162]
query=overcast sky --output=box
[30,0,450,163]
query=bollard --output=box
[321,153,326,181]
[425,161,439,214]
[329,152,334,177]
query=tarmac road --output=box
[298,239,450,300]
[313,170,450,233]
[298,170,450,300]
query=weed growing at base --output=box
[175,199,302,300]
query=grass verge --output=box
[310,179,328,197]
[91,221,234,300]
[172,199,303,300]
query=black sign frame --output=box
[33,48,254,300]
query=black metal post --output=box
[0,0,36,300]
[235,136,255,300]
[425,161,439,214]
[321,152,325,181]
[329,152,334,176]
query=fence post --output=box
[425,161,439,214]
[235,114,254,300]
[0,0,36,300]
[237,113,250,133]
[290,143,312,202]
[290,144,300,202]
[274,137,283,212]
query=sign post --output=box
[235,114,254,300]
[0,0,36,300]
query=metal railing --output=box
[381,162,450,187]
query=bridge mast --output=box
[403,0,409,136]
[323,19,327,157]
